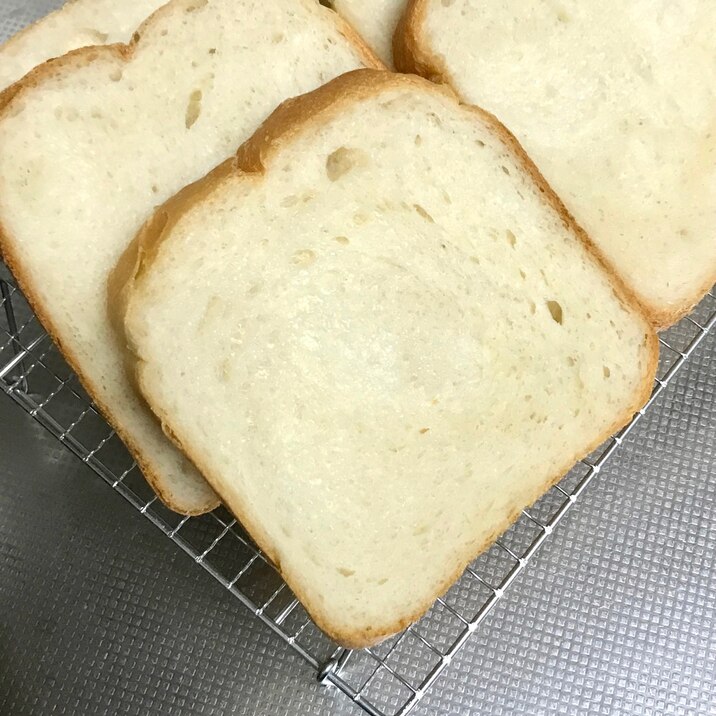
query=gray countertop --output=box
[0,2,715,714]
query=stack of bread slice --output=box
[0,0,380,515]
[2,0,710,647]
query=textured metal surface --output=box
[0,2,715,715]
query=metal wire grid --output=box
[0,262,714,716]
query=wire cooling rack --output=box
[0,260,714,716]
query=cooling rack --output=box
[0,261,714,716]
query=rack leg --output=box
[317,649,353,686]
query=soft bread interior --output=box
[124,72,657,645]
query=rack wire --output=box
[1,260,714,716]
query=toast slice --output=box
[118,70,657,646]
[395,0,716,328]
[0,0,380,514]
[0,0,168,92]
[326,0,404,66]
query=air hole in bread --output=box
[528,300,536,314]
[334,236,350,245]
[519,268,526,279]
[272,32,284,44]
[186,0,208,12]
[415,134,423,146]
[109,69,123,82]
[185,90,202,129]
[506,229,517,247]
[281,194,299,207]
[413,204,434,223]
[84,28,109,42]
[292,249,316,267]
[547,300,563,324]
[556,8,571,23]
[326,146,368,181]
[470,255,480,265]
[501,165,510,176]
[217,359,231,382]
[603,365,611,378]
[475,139,485,148]
[338,567,355,577]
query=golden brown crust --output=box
[394,0,715,330]
[321,4,386,71]
[644,271,716,330]
[393,0,443,83]
[121,69,659,647]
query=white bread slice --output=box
[326,0,404,66]
[0,0,168,92]
[119,70,658,646]
[0,0,381,515]
[395,0,716,329]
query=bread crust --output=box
[394,0,715,330]
[0,1,383,515]
[118,69,659,647]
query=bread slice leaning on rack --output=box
[395,0,716,328]
[117,70,658,647]
[0,0,169,92]
[0,0,381,515]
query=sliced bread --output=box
[0,0,168,92]
[119,70,658,646]
[326,0,404,66]
[396,0,716,328]
[0,0,381,515]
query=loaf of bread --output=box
[0,0,167,92]
[0,0,380,514]
[118,70,657,646]
[395,0,716,328]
